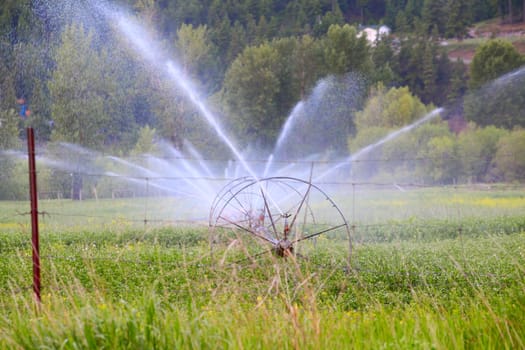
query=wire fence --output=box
[0,162,522,242]
[1,185,524,301]
[1,151,524,282]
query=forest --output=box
[1,0,525,199]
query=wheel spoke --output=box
[211,177,352,265]
[219,216,277,245]
[260,187,279,239]
[292,223,347,243]
[288,182,312,233]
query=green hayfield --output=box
[2,183,524,230]
[0,186,524,348]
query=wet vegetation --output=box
[1,1,525,348]
[1,187,525,348]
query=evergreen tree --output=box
[371,36,398,85]
[385,0,404,28]
[447,59,468,102]
[422,0,446,35]
[0,0,37,44]
[405,0,424,28]
[208,13,231,74]
[394,10,410,33]
[421,41,437,104]
[445,0,469,38]
[227,20,247,64]
[313,3,344,36]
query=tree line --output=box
[0,0,524,199]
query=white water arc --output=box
[315,108,443,182]
[272,78,330,158]
[265,78,331,178]
[274,101,305,156]
[103,10,283,213]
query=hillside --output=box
[444,19,525,63]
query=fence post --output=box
[144,177,149,228]
[27,127,41,304]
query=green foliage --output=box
[456,124,508,181]
[0,109,20,150]
[322,24,372,76]
[0,0,38,44]
[0,108,23,200]
[49,23,147,152]
[130,126,158,156]
[386,121,456,183]
[350,114,467,183]
[351,84,439,182]
[0,225,524,348]
[444,0,470,38]
[11,39,55,141]
[469,39,525,89]
[386,0,489,37]
[422,0,446,35]
[464,40,525,129]
[493,128,525,181]
[0,156,26,200]
[355,85,429,131]
[1,0,525,199]
[356,215,525,242]
[419,134,459,183]
[48,24,111,149]
[421,41,437,103]
[446,58,469,101]
[312,3,345,36]
[149,77,186,150]
[176,23,216,86]
[348,126,390,178]
[394,36,455,106]
[370,36,398,85]
[349,126,391,154]
[464,71,525,129]
[223,42,282,147]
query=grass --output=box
[2,183,524,231]
[0,229,524,348]
[439,18,525,62]
[0,186,524,348]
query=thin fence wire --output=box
[1,153,524,273]
[26,151,519,164]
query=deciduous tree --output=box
[355,85,430,131]
[457,124,507,181]
[493,128,525,181]
[469,39,524,89]
[323,24,371,76]
[465,40,525,128]
[222,42,281,147]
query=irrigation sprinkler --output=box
[209,177,352,267]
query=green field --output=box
[0,186,524,348]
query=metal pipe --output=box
[27,128,41,303]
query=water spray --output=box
[314,108,443,182]
[99,8,284,214]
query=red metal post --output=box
[27,128,41,303]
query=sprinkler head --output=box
[273,239,293,257]
[282,212,292,239]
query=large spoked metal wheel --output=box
[209,176,352,267]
